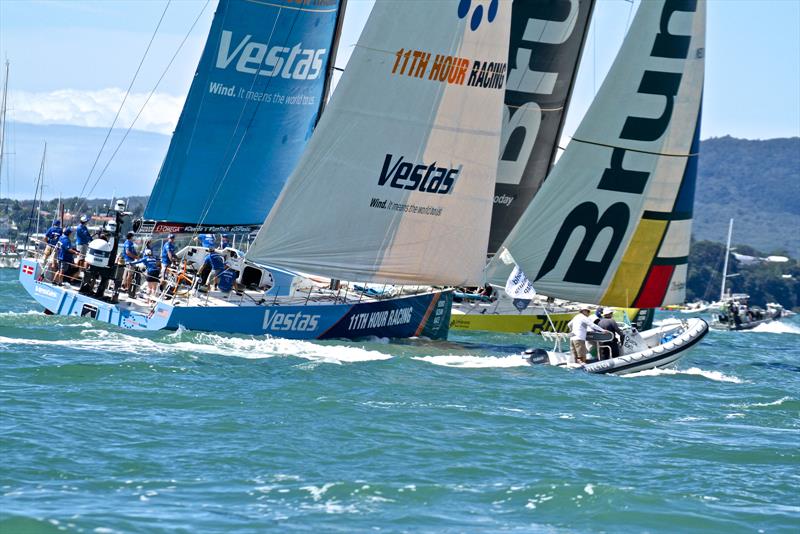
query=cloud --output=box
[10,88,185,135]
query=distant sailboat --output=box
[21,0,513,340]
[710,219,784,330]
[495,0,710,374]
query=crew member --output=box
[567,306,607,364]
[220,234,231,250]
[75,215,92,268]
[130,249,161,298]
[54,227,79,285]
[161,234,177,280]
[198,247,225,289]
[596,308,625,359]
[215,264,239,296]
[121,232,139,292]
[196,233,216,248]
[43,219,62,264]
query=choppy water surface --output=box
[1,270,798,533]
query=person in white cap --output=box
[596,308,625,359]
[567,305,607,363]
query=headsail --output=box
[143,0,344,233]
[489,0,595,253]
[247,0,511,286]
[489,0,705,307]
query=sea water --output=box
[1,269,798,533]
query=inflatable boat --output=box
[525,318,709,376]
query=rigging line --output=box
[83,0,211,204]
[564,137,699,157]
[73,0,172,214]
[193,6,303,234]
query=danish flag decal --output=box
[22,264,34,275]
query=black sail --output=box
[488,0,595,253]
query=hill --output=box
[693,136,800,256]
[1,123,797,254]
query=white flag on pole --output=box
[505,265,536,300]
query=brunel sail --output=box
[247,0,512,286]
[489,0,594,253]
[143,0,345,234]
[488,0,705,308]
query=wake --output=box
[623,366,743,383]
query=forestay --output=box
[488,0,705,307]
[247,0,511,286]
[489,0,594,254]
[144,0,343,231]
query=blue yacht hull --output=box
[19,259,452,340]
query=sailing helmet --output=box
[601,307,614,317]
[80,215,89,223]
[63,227,73,235]
[106,221,117,232]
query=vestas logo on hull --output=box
[378,154,461,195]
[263,310,320,332]
[216,31,327,81]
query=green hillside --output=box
[693,136,800,256]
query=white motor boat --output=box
[525,318,709,376]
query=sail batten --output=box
[143,0,344,229]
[488,0,705,308]
[247,0,512,286]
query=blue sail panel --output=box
[144,0,342,228]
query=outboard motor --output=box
[523,348,549,365]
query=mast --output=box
[720,218,733,300]
[0,60,9,195]
[317,0,348,121]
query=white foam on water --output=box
[412,354,530,368]
[301,482,336,502]
[188,334,393,364]
[584,484,594,495]
[0,329,392,364]
[731,396,793,409]
[623,367,743,383]
[748,321,800,334]
[0,310,41,317]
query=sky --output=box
[0,0,798,198]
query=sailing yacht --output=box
[20,0,512,340]
[492,0,710,373]
[447,0,649,335]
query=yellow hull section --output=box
[450,309,641,334]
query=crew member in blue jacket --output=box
[196,233,216,248]
[131,249,161,297]
[161,234,177,280]
[43,219,62,264]
[216,265,239,296]
[199,247,225,289]
[220,234,231,250]
[75,215,92,267]
[54,227,78,285]
[121,232,139,292]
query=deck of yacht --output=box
[32,253,412,315]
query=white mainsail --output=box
[246,0,511,286]
[488,0,705,308]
